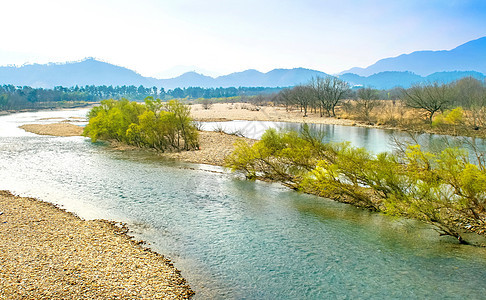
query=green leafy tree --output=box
[84,98,198,152]
[0,94,8,108]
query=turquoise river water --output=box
[0,109,485,299]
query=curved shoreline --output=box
[0,190,194,298]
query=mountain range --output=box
[0,59,329,89]
[0,36,485,90]
[341,36,486,76]
[340,71,485,90]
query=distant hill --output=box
[159,72,216,89]
[0,59,328,89]
[0,58,159,88]
[341,36,486,76]
[340,71,485,89]
[159,68,329,89]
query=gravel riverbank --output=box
[19,123,84,137]
[0,191,193,299]
[163,131,255,166]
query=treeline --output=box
[226,126,486,245]
[83,98,199,152]
[0,84,156,110]
[167,86,280,99]
[276,76,486,120]
[0,84,281,111]
[275,76,350,117]
[0,85,92,110]
[273,76,486,136]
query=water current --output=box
[0,109,485,299]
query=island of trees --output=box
[83,98,199,152]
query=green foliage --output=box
[84,98,199,152]
[432,107,464,126]
[302,143,379,209]
[227,127,486,244]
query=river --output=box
[1,108,485,299]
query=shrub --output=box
[84,98,199,152]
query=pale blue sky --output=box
[1,0,485,78]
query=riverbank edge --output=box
[194,114,486,140]
[0,102,96,116]
[0,190,194,298]
[190,103,486,140]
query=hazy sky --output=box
[1,0,485,78]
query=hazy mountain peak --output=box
[452,36,486,51]
[178,71,213,78]
[340,36,486,76]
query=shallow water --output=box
[200,120,486,155]
[1,109,486,299]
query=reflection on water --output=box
[200,120,399,152]
[1,110,486,299]
[201,120,486,155]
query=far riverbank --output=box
[190,103,355,126]
[190,103,486,139]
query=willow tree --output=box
[226,127,486,245]
[84,98,199,152]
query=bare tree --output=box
[276,88,294,111]
[454,77,486,108]
[356,87,380,120]
[401,82,455,123]
[291,85,314,117]
[310,76,349,117]
[200,99,213,110]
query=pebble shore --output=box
[19,123,84,137]
[163,131,255,166]
[0,191,194,299]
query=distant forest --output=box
[0,84,281,110]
